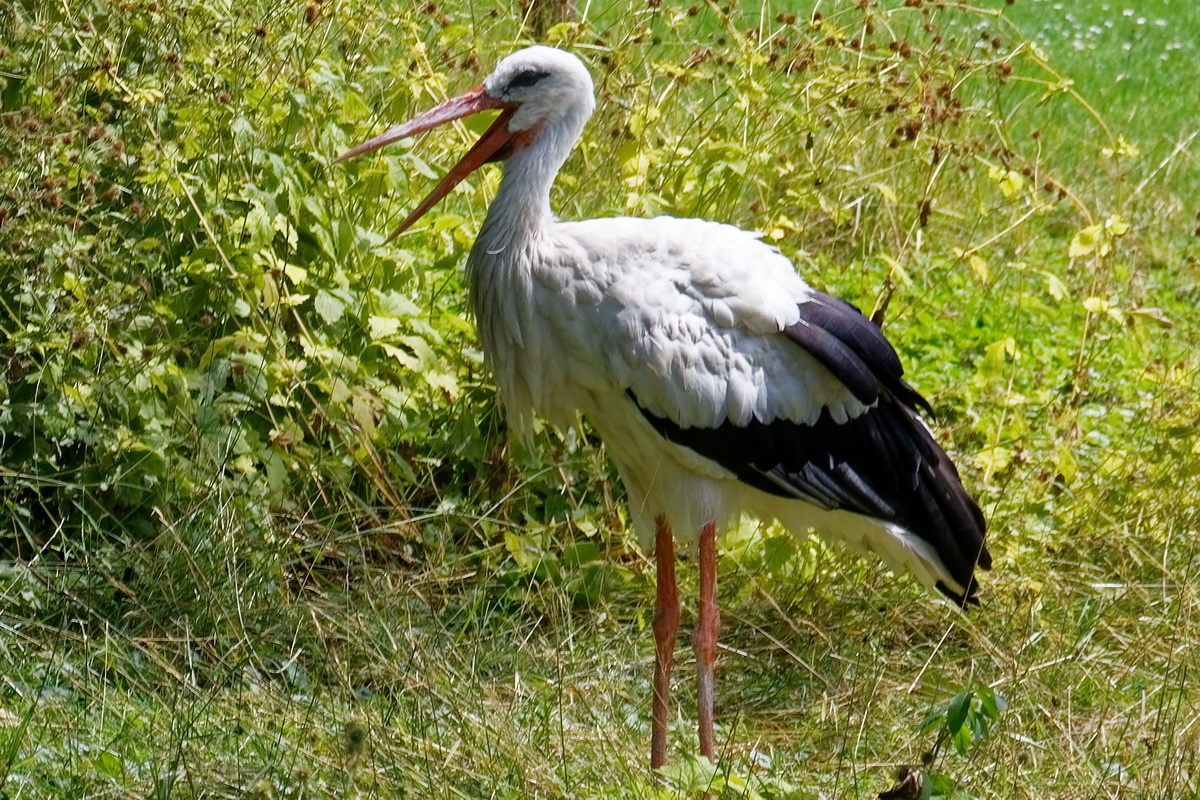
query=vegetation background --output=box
[1,0,1198,797]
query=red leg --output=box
[695,519,720,761]
[651,516,680,770]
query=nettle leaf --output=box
[231,115,256,148]
[425,371,460,399]
[368,315,402,339]
[283,264,308,285]
[314,289,347,324]
[379,343,420,370]
[373,289,421,318]
[398,335,437,365]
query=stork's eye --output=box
[507,69,549,91]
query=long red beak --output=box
[337,86,517,242]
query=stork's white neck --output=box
[474,104,590,255]
[466,101,591,442]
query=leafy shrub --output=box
[0,0,1156,616]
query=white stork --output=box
[338,46,990,768]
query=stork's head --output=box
[483,46,595,133]
[337,46,595,240]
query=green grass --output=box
[2,0,1200,797]
[1015,0,1200,198]
[954,0,1200,222]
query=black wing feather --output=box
[630,291,990,604]
[789,293,933,414]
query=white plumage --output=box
[340,45,990,769]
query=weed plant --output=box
[0,0,1198,797]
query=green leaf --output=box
[951,723,972,756]
[978,686,1008,719]
[367,315,401,339]
[1069,224,1108,258]
[987,164,1024,198]
[968,254,989,284]
[374,290,422,318]
[93,749,125,778]
[504,530,545,571]
[1042,270,1069,301]
[283,264,307,285]
[945,690,972,736]
[314,289,346,324]
[972,445,1014,476]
